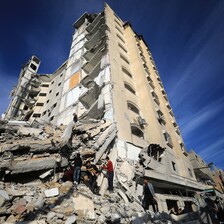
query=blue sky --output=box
[0,0,223,169]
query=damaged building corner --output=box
[1,3,224,224]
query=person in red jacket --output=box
[103,156,114,192]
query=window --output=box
[127,102,139,114]
[30,63,37,71]
[58,82,61,86]
[41,84,49,88]
[188,168,193,177]
[115,26,123,34]
[39,92,47,97]
[36,102,44,106]
[157,110,166,125]
[114,13,121,21]
[124,83,135,95]
[52,103,57,109]
[163,131,173,148]
[114,19,122,28]
[42,111,47,116]
[120,54,130,64]
[166,103,171,110]
[60,73,63,77]
[32,56,40,64]
[51,81,54,85]
[172,161,176,171]
[122,67,132,78]
[49,90,52,94]
[46,100,49,104]
[118,43,127,53]
[151,91,160,105]
[131,125,144,138]
[32,113,41,118]
[56,92,59,96]
[50,116,54,121]
[116,34,125,43]
[169,110,174,117]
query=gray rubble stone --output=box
[47,211,56,220]
[65,215,77,224]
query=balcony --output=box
[85,23,107,41]
[29,86,41,96]
[82,47,106,74]
[86,14,104,32]
[83,37,107,61]
[85,32,107,50]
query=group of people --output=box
[61,153,114,194]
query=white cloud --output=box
[180,97,224,136]
[198,138,224,161]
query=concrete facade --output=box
[4,3,223,214]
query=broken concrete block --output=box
[44,188,59,197]
[17,127,42,137]
[65,215,77,224]
[39,169,53,179]
[117,189,129,204]
[35,193,45,209]
[120,161,134,182]
[47,211,56,220]
[73,188,95,221]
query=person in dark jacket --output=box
[73,153,82,184]
[142,179,158,213]
[86,161,99,193]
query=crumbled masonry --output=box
[0,119,205,223]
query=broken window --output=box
[32,56,40,64]
[157,110,166,125]
[131,125,144,138]
[127,102,139,114]
[147,144,165,162]
[124,83,135,95]
[122,67,132,78]
[30,63,37,71]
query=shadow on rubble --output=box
[17,183,76,222]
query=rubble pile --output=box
[0,119,176,223]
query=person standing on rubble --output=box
[73,153,82,184]
[142,179,158,213]
[103,156,114,192]
[86,160,99,194]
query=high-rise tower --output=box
[5,3,215,213]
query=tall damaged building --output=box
[2,3,224,222]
